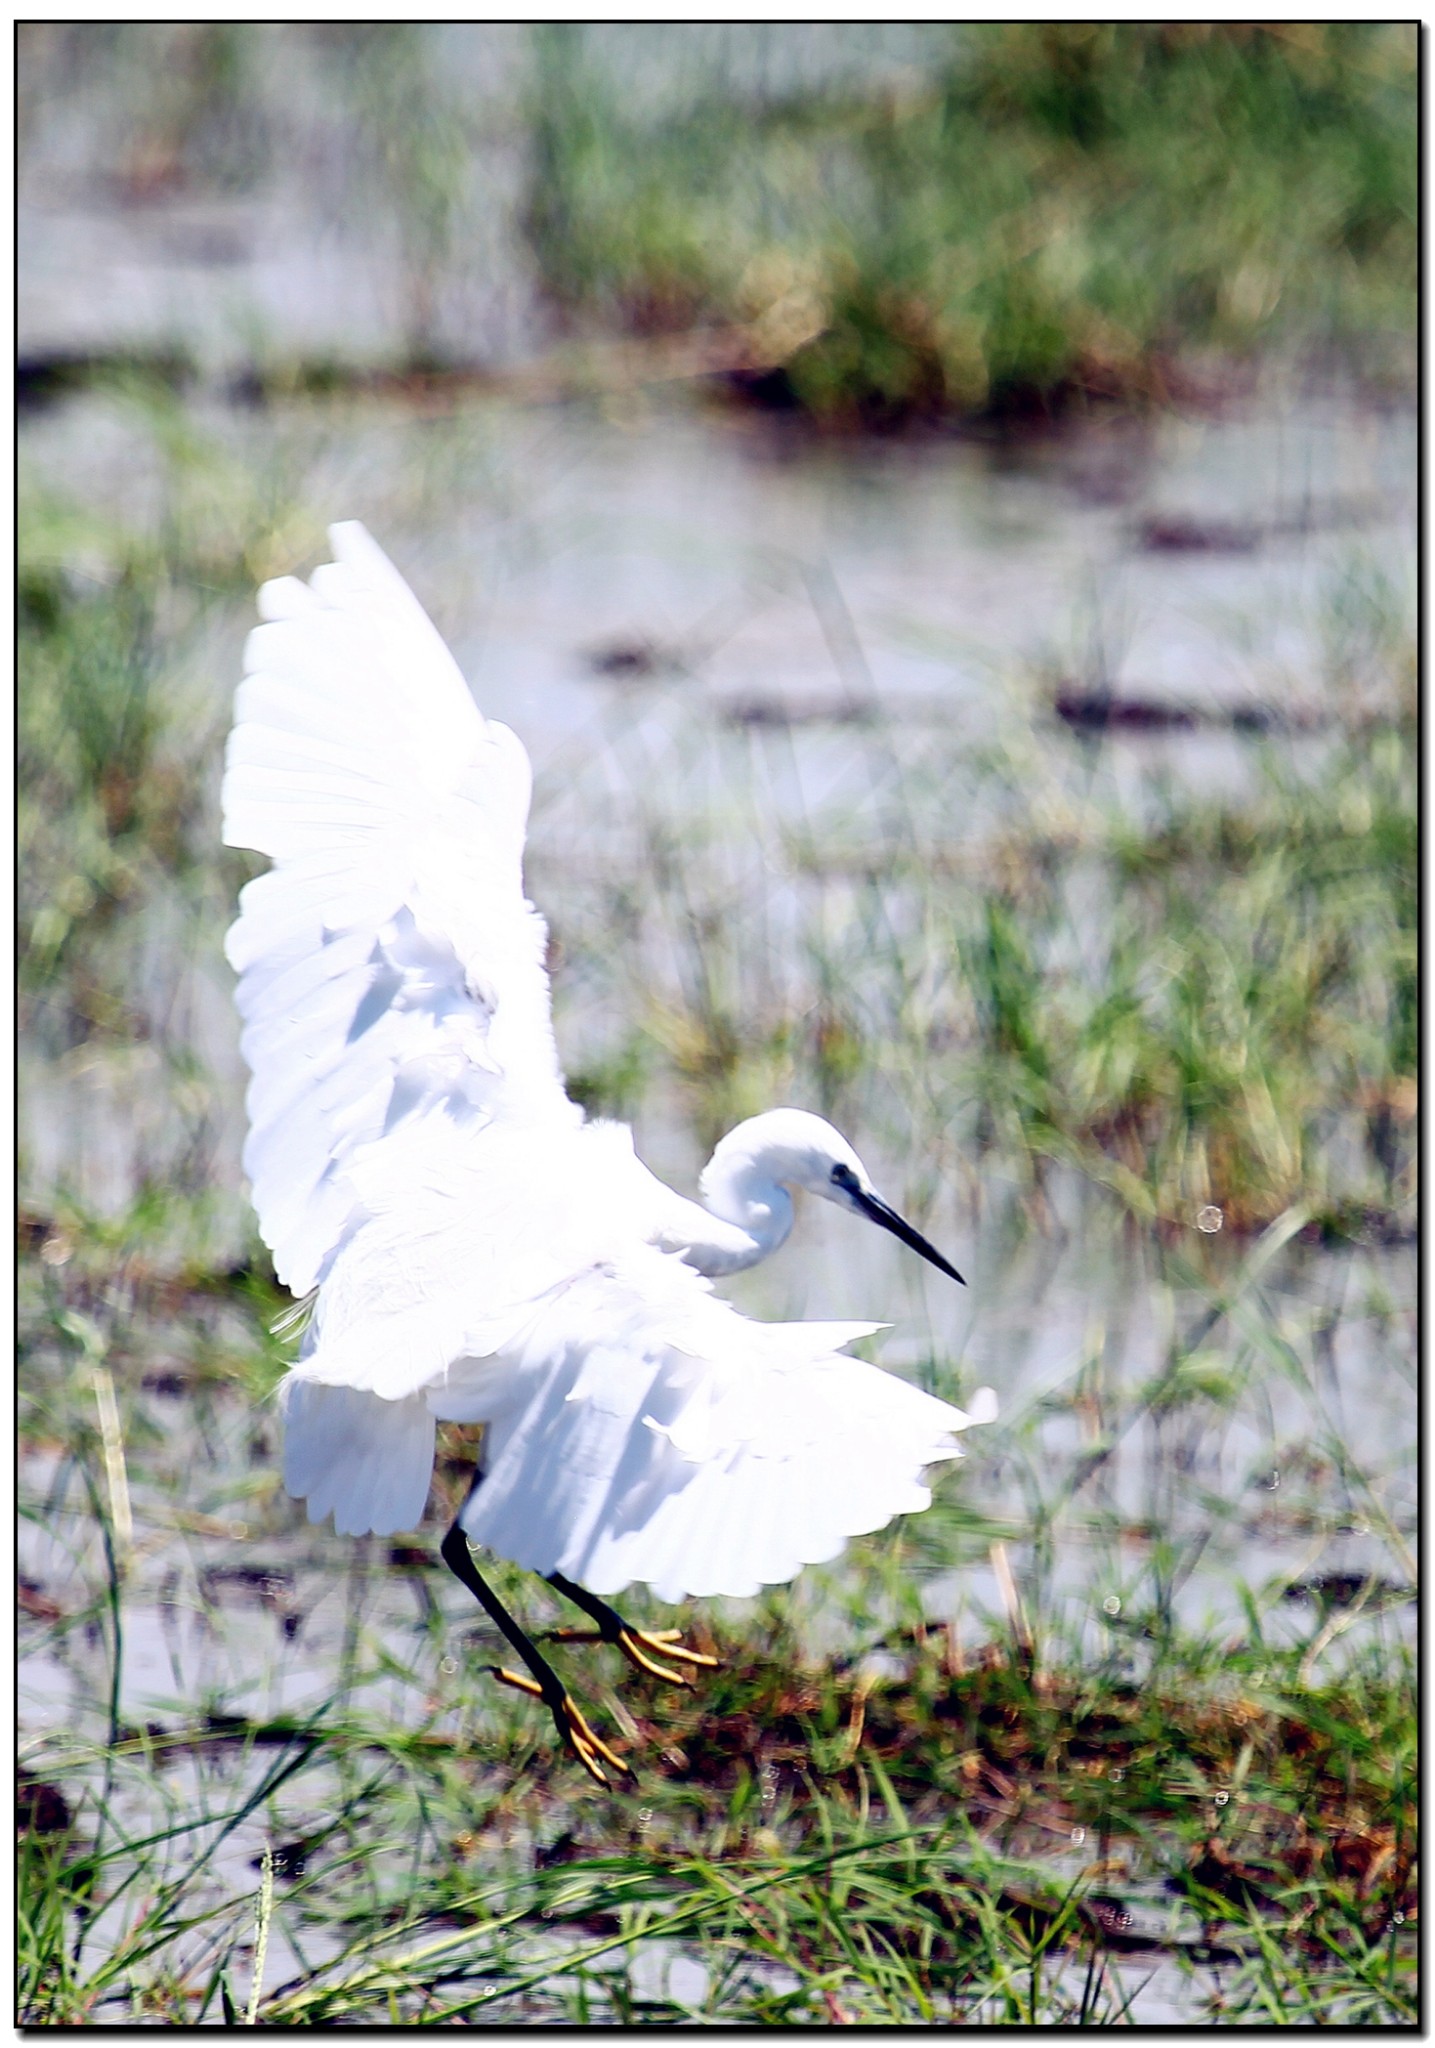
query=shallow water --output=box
[19,377,1415,2022]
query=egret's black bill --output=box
[854,1188,965,1286]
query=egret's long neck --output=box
[644,1146,796,1275]
[689,1146,795,1278]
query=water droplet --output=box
[440,1656,458,1674]
[1071,1827,1085,1845]
[1196,1205,1223,1234]
[1103,1595,1121,1616]
[1110,1769,1124,1783]
[1214,1790,1229,1806]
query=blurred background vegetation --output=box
[19,23,1416,2025]
[21,23,1415,408]
[526,22,1415,422]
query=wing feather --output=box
[223,522,571,1294]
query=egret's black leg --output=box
[440,1523,630,1785]
[546,1569,721,1687]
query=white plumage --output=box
[224,522,995,1607]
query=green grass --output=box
[16,1447,1418,2025]
[19,380,290,1055]
[19,1140,1417,2022]
[21,27,1415,421]
[16,1194,1420,2022]
[525,23,1415,424]
[549,711,1415,1241]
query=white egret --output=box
[223,522,995,1783]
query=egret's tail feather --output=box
[280,1377,435,1536]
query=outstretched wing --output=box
[223,522,576,1297]
[449,1252,997,1600]
[279,1234,997,1596]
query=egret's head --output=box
[702,1108,964,1284]
[705,1107,864,1198]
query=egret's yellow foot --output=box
[552,1622,721,1686]
[626,1626,721,1671]
[492,1666,632,1785]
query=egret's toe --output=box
[491,1666,629,1785]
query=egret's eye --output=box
[830,1162,859,1192]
